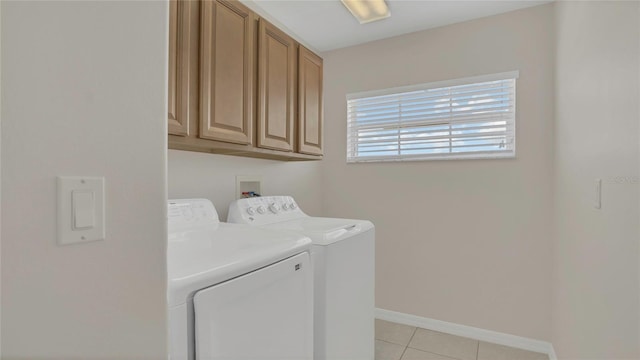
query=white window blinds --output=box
[346,72,518,163]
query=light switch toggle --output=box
[72,190,95,230]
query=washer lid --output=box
[262,217,374,246]
[167,222,311,307]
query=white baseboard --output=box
[376,308,556,359]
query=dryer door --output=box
[193,252,312,360]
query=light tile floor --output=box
[375,320,549,360]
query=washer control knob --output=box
[268,203,280,214]
[246,207,256,216]
[289,203,297,210]
[282,203,289,210]
[256,206,266,215]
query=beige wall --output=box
[1,2,168,358]
[552,1,640,358]
[168,150,323,221]
[0,2,3,356]
[322,4,555,341]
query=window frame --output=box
[346,71,519,163]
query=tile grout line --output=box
[408,326,462,360]
[407,326,469,360]
[398,326,418,360]
[403,327,470,360]
[379,320,549,360]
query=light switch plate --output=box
[57,176,105,245]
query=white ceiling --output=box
[249,0,552,52]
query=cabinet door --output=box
[200,0,254,144]
[297,46,323,156]
[168,0,194,136]
[257,19,295,152]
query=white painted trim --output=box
[0,1,3,356]
[346,70,520,100]
[376,308,555,358]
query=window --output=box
[346,71,518,163]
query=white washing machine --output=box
[228,196,375,360]
[167,199,313,360]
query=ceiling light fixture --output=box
[340,0,390,24]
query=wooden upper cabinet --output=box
[168,0,323,160]
[297,46,323,156]
[168,0,195,136]
[257,19,295,152]
[199,0,254,144]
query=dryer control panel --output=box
[228,196,307,225]
[168,199,220,231]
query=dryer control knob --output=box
[282,203,289,210]
[269,203,280,214]
[256,206,266,215]
[246,207,256,215]
[289,203,297,210]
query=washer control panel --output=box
[227,196,306,225]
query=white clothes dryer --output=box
[228,196,375,360]
[167,199,313,360]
